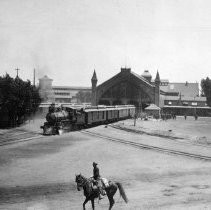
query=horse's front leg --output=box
[91,198,95,210]
[83,197,89,210]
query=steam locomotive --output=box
[40,104,136,135]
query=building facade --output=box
[91,67,161,110]
[91,68,208,111]
[38,75,91,103]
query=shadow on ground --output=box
[0,182,76,204]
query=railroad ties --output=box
[0,129,43,146]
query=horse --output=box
[75,174,128,210]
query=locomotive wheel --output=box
[52,127,58,135]
[43,125,53,135]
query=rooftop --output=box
[160,82,199,97]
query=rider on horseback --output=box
[92,162,106,200]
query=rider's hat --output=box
[93,162,98,166]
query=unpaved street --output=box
[0,120,211,209]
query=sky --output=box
[0,0,211,87]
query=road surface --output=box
[0,122,211,209]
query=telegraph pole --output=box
[33,68,36,86]
[15,68,20,78]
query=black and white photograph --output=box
[0,0,211,209]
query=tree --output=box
[201,77,211,106]
[0,74,41,127]
[75,91,92,104]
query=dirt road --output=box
[0,121,211,209]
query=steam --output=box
[31,51,53,85]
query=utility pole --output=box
[15,68,20,78]
[33,68,36,86]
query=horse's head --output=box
[75,174,85,191]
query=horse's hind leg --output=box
[107,186,117,210]
[83,198,89,210]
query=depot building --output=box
[91,67,210,116]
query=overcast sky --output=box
[0,0,211,86]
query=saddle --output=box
[90,177,110,190]
[101,178,109,187]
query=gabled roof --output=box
[131,71,154,86]
[145,104,161,110]
[97,71,122,88]
[160,82,199,97]
[97,68,154,89]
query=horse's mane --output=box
[77,174,93,196]
[81,174,92,183]
[80,174,86,179]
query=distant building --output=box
[38,75,91,103]
[53,85,91,103]
[39,75,55,102]
[91,68,161,109]
[91,68,209,116]
[158,80,207,108]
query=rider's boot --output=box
[102,190,106,196]
[97,192,104,203]
[99,194,104,200]
[98,187,104,200]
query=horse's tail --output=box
[115,182,128,203]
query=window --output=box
[192,102,197,106]
[54,92,70,96]
[183,102,188,106]
[168,101,172,105]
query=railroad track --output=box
[110,124,184,140]
[0,129,43,146]
[111,124,211,149]
[81,129,211,161]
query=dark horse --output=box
[75,174,128,210]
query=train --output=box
[40,104,136,135]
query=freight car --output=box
[40,104,135,135]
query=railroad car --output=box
[84,107,107,126]
[40,104,135,135]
